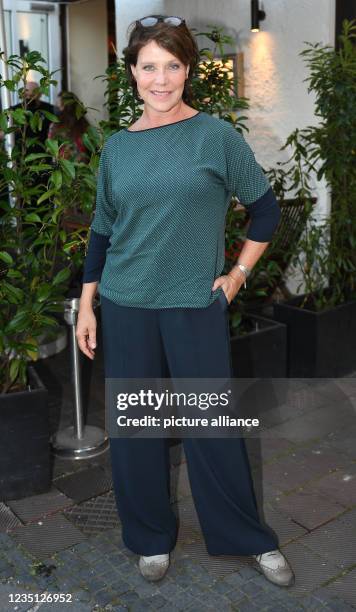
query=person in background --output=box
[48,91,90,162]
[11,81,56,153]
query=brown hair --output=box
[123,15,200,104]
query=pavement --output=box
[1,314,355,612]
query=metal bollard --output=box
[51,297,109,459]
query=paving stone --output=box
[3,546,34,567]
[263,505,307,545]
[233,597,260,611]
[293,441,351,472]
[0,532,14,549]
[188,570,216,587]
[90,534,122,554]
[249,591,288,609]
[262,454,316,492]
[238,565,260,581]
[54,466,112,503]
[184,581,209,599]
[85,576,107,593]
[198,596,232,611]
[175,571,196,589]
[273,403,355,442]
[139,592,168,608]
[210,578,234,594]
[325,424,356,458]
[278,541,341,596]
[71,588,92,602]
[94,587,116,606]
[303,463,356,507]
[172,589,203,610]
[225,587,246,604]
[134,581,162,598]
[9,514,86,558]
[336,505,356,528]
[239,578,266,598]
[34,602,90,612]
[196,588,231,608]
[222,571,249,588]
[259,386,327,429]
[7,488,73,524]
[117,561,137,578]
[291,594,323,611]
[116,589,141,606]
[258,437,297,462]
[323,601,355,612]
[184,604,215,612]
[315,377,356,401]
[271,489,346,530]
[300,510,356,570]
[286,602,309,611]
[324,568,356,608]
[130,600,154,612]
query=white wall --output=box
[115,0,336,292]
[116,0,164,57]
[67,0,109,125]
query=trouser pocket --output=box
[218,290,229,310]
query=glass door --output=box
[2,0,61,105]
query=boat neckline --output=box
[125,111,201,133]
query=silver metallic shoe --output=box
[254,549,295,587]
[138,553,170,581]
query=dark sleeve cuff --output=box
[82,230,110,283]
[245,187,281,242]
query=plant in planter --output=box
[0,51,99,498]
[273,207,356,377]
[270,20,356,376]
[0,50,99,393]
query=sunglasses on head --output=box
[137,16,185,28]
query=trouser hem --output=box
[206,542,278,557]
[122,533,178,557]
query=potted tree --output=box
[0,51,99,499]
[271,20,356,376]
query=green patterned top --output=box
[90,110,271,308]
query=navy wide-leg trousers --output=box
[100,293,278,556]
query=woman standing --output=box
[77,15,294,586]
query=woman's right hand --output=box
[76,305,97,360]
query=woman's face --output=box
[130,40,189,111]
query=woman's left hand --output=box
[212,272,245,305]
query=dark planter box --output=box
[230,314,287,378]
[0,366,50,501]
[273,295,356,377]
